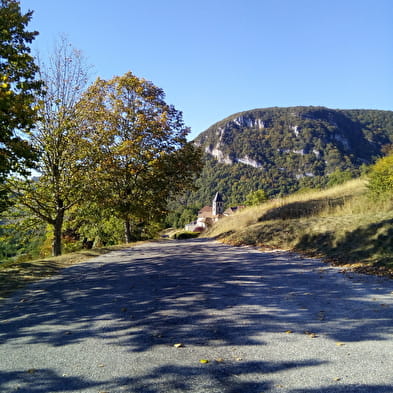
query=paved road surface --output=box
[1,239,393,393]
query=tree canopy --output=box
[78,72,203,242]
[9,37,92,256]
[0,0,43,210]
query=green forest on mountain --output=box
[189,108,393,199]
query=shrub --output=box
[244,189,268,206]
[367,154,393,201]
[172,231,200,240]
[327,169,353,187]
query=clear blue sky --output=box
[22,0,393,139]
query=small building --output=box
[223,206,245,215]
[184,193,244,231]
[212,192,224,216]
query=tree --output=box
[367,154,393,201]
[0,0,43,210]
[9,37,92,256]
[244,189,268,206]
[326,169,353,187]
[78,72,203,242]
[0,203,46,262]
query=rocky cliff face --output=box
[185,106,393,205]
[194,106,393,176]
[197,112,267,167]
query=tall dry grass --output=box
[206,178,393,271]
[208,179,365,237]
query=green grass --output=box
[206,179,393,276]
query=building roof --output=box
[213,192,223,202]
[224,205,245,215]
[198,206,213,218]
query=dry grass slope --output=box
[206,179,393,276]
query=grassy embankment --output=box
[206,178,393,276]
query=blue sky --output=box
[22,0,392,139]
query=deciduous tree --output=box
[78,72,203,242]
[9,37,92,256]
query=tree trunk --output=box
[52,209,64,256]
[124,219,133,243]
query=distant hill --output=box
[187,106,393,207]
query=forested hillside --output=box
[188,107,393,207]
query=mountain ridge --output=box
[166,106,393,227]
[191,106,393,201]
[194,106,393,170]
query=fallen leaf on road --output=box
[304,331,318,338]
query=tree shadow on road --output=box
[1,238,393,392]
[0,360,323,393]
[1,362,392,393]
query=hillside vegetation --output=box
[206,178,393,276]
[189,107,393,207]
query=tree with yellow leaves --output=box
[78,72,202,242]
[8,37,92,256]
[367,153,393,201]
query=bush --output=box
[327,169,353,187]
[244,189,268,206]
[172,231,200,240]
[368,155,393,201]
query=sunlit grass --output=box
[206,178,393,275]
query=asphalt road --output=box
[1,238,393,393]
